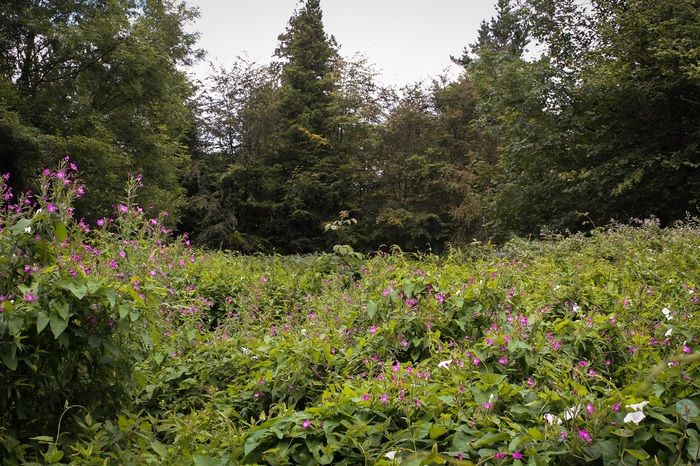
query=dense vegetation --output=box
[1,163,699,464]
[2,0,698,252]
[1,0,700,464]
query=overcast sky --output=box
[184,0,496,87]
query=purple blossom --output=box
[578,429,593,444]
[24,292,38,303]
[302,419,311,429]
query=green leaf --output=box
[366,300,378,319]
[50,314,69,339]
[624,449,650,461]
[53,221,68,242]
[11,218,32,236]
[52,301,70,320]
[151,440,168,458]
[61,281,87,300]
[30,436,54,443]
[119,304,130,320]
[2,350,18,371]
[473,432,509,448]
[429,424,448,439]
[687,429,700,459]
[676,399,699,422]
[36,311,50,334]
[193,455,227,466]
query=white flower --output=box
[626,401,649,412]
[385,451,397,460]
[572,304,580,313]
[623,400,648,424]
[24,226,32,234]
[623,411,646,424]
[662,308,673,320]
[665,328,673,337]
[488,393,496,404]
[563,405,581,420]
[544,413,562,425]
[241,347,251,354]
[438,359,452,369]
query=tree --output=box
[0,0,200,221]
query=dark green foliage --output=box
[0,0,200,221]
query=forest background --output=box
[2,0,699,253]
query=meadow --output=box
[1,164,699,465]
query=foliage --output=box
[3,162,699,463]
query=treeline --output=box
[2,0,699,253]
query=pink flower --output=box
[369,325,377,334]
[613,403,620,413]
[498,356,508,365]
[578,360,588,367]
[587,403,595,415]
[302,419,311,429]
[401,339,408,349]
[117,204,128,214]
[578,429,593,444]
[495,452,505,459]
[46,203,57,213]
[472,357,480,366]
[683,345,692,354]
[482,402,493,409]
[362,393,371,401]
[435,293,445,303]
[24,292,38,303]
[512,451,523,459]
[380,393,389,404]
[392,361,401,372]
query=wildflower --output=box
[682,344,692,354]
[46,203,57,213]
[578,429,593,444]
[24,292,37,303]
[473,357,480,366]
[302,419,311,429]
[24,226,32,234]
[438,359,452,369]
[578,360,588,368]
[382,288,392,296]
[482,402,492,409]
[623,401,648,424]
[117,204,128,214]
[662,307,673,320]
[385,451,397,460]
[543,413,562,425]
[613,403,620,413]
[564,405,581,420]
[586,403,595,415]
[495,452,506,459]
[435,293,445,303]
[369,325,377,334]
[512,451,523,459]
[665,328,673,337]
[413,398,421,407]
[401,339,408,349]
[380,393,389,404]
[498,356,508,365]
[362,393,371,401]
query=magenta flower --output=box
[435,293,445,303]
[380,393,389,404]
[613,403,620,413]
[498,356,508,365]
[578,429,593,444]
[578,360,588,367]
[473,357,480,366]
[24,292,38,303]
[495,452,505,459]
[482,402,493,410]
[401,339,408,349]
[302,419,311,429]
[117,204,128,214]
[369,325,377,334]
[46,203,57,213]
[512,451,523,459]
[362,393,371,401]
[683,345,692,354]
[586,403,595,415]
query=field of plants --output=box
[1,163,700,465]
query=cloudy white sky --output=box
[184,0,496,87]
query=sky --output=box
[183,0,497,87]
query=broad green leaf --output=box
[2,350,18,371]
[676,399,699,422]
[151,440,168,458]
[11,218,32,236]
[36,311,50,334]
[50,314,69,339]
[429,424,448,439]
[193,455,227,466]
[118,304,130,320]
[61,281,87,300]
